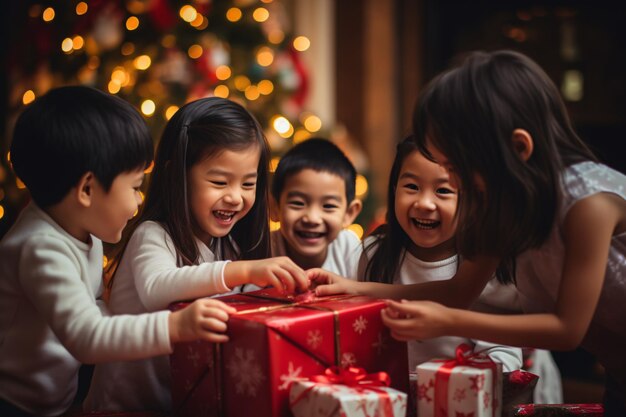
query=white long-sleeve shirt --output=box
[85,220,255,411]
[355,237,523,373]
[0,203,171,417]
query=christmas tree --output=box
[2,0,368,237]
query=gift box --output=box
[501,371,539,417]
[170,289,409,417]
[512,404,604,416]
[416,344,502,417]
[289,367,407,417]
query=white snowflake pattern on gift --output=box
[278,361,304,391]
[340,352,357,367]
[307,329,323,349]
[352,315,368,334]
[269,318,291,332]
[226,347,265,397]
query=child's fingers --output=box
[314,283,343,296]
[201,317,229,333]
[201,299,237,314]
[201,306,231,323]
[306,268,330,284]
[200,332,230,344]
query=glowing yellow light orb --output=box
[258,79,274,95]
[165,106,179,120]
[303,115,322,132]
[244,86,260,101]
[108,81,121,94]
[234,75,251,91]
[293,36,311,52]
[256,47,274,67]
[126,16,140,31]
[42,7,55,22]
[61,38,73,53]
[355,175,368,198]
[76,2,88,15]
[141,100,156,116]
[226,7,242,22]
[213,85,229,98]
[188,44,203,59]
[134,55,152,70]
[179,5,197,22]
[22,90,36,105]
[347,223,364,240]
[253,7,269,22]
[269,157,280,173]
[215,65,232,80]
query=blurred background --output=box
[2,0,625,403]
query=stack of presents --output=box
[155,288,601,417]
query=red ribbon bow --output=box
[432,344,498,417]
[291,367,396,416]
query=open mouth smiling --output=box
[295,230,326,239]
[213,210,236,221]
[411,219,440,230]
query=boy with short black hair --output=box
[0,86,235,416]
[270,138,362,277]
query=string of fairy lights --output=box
[2,0,369,239]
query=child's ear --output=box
[76,172,95,208]
[511,129,534,161]
[269,196,280,222]
[342,199,363,228]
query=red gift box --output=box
[169,289,408,417]
[512,403,604,416]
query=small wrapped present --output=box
[512,403,604,416]
[289,367,407,417]
[170,289,408,417]
[502,371,539,417]
[416,344,503,417]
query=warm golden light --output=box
[268,30,284,44]
[42,7,55,22]
[108,80,121,94]
[76,2,88,15]
[244,86,260,101]
[126,16,140,31]
[269,156,280,173]
[347,223,364,240]
[215,65,232,80]
[134,55,152,70]
[256,47,274,67]
[213,85,229,98]
[16,178,26,189]
[226,7,242,22]
[293,128,311,144]
[179,5,197,22]
[234,75,251,91]
[0,205,4,220]
[87,56,100,70]
[22,90,36,105]
[61,38,73,53]
[355,175,368,198]
[144,160,155,174]
[270,220,281,231]
[257,79,274,95]
[141,100,156,116]
[190,14,205,28]
[188,44,203,59]
[252,7,269,22]
[195,17,208,30]
[102,255,108,268]
[165,106,179,120]
[303,114,322,132]
[272,116,293,138]
[293,36,311,52]
[111,68,127,83]
[72,36,84,50]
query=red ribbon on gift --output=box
[291,367,396,417]
[433,344,498,417]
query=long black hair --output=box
[413,50,596,283]
[108,97,271,285]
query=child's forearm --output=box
[446,308,583,351]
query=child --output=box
[313,50,626,412]
[358,137,561,402]
[85,97,308,412]
[269,138,363,276]
[0,86,235,417]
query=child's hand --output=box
[381,299,451,341]
[169,298,237,344]
[226,257,309,294]
[307,268,361,296]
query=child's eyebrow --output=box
[399,171,451,184]
[205,168,258,178]
[285,190,343,202]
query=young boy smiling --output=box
[270,138,362,277]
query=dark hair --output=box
[10,86,153,208]
[111,97,271,278]
[271,138,356,203]
[362,137,420,283]
[413,50,596,283]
